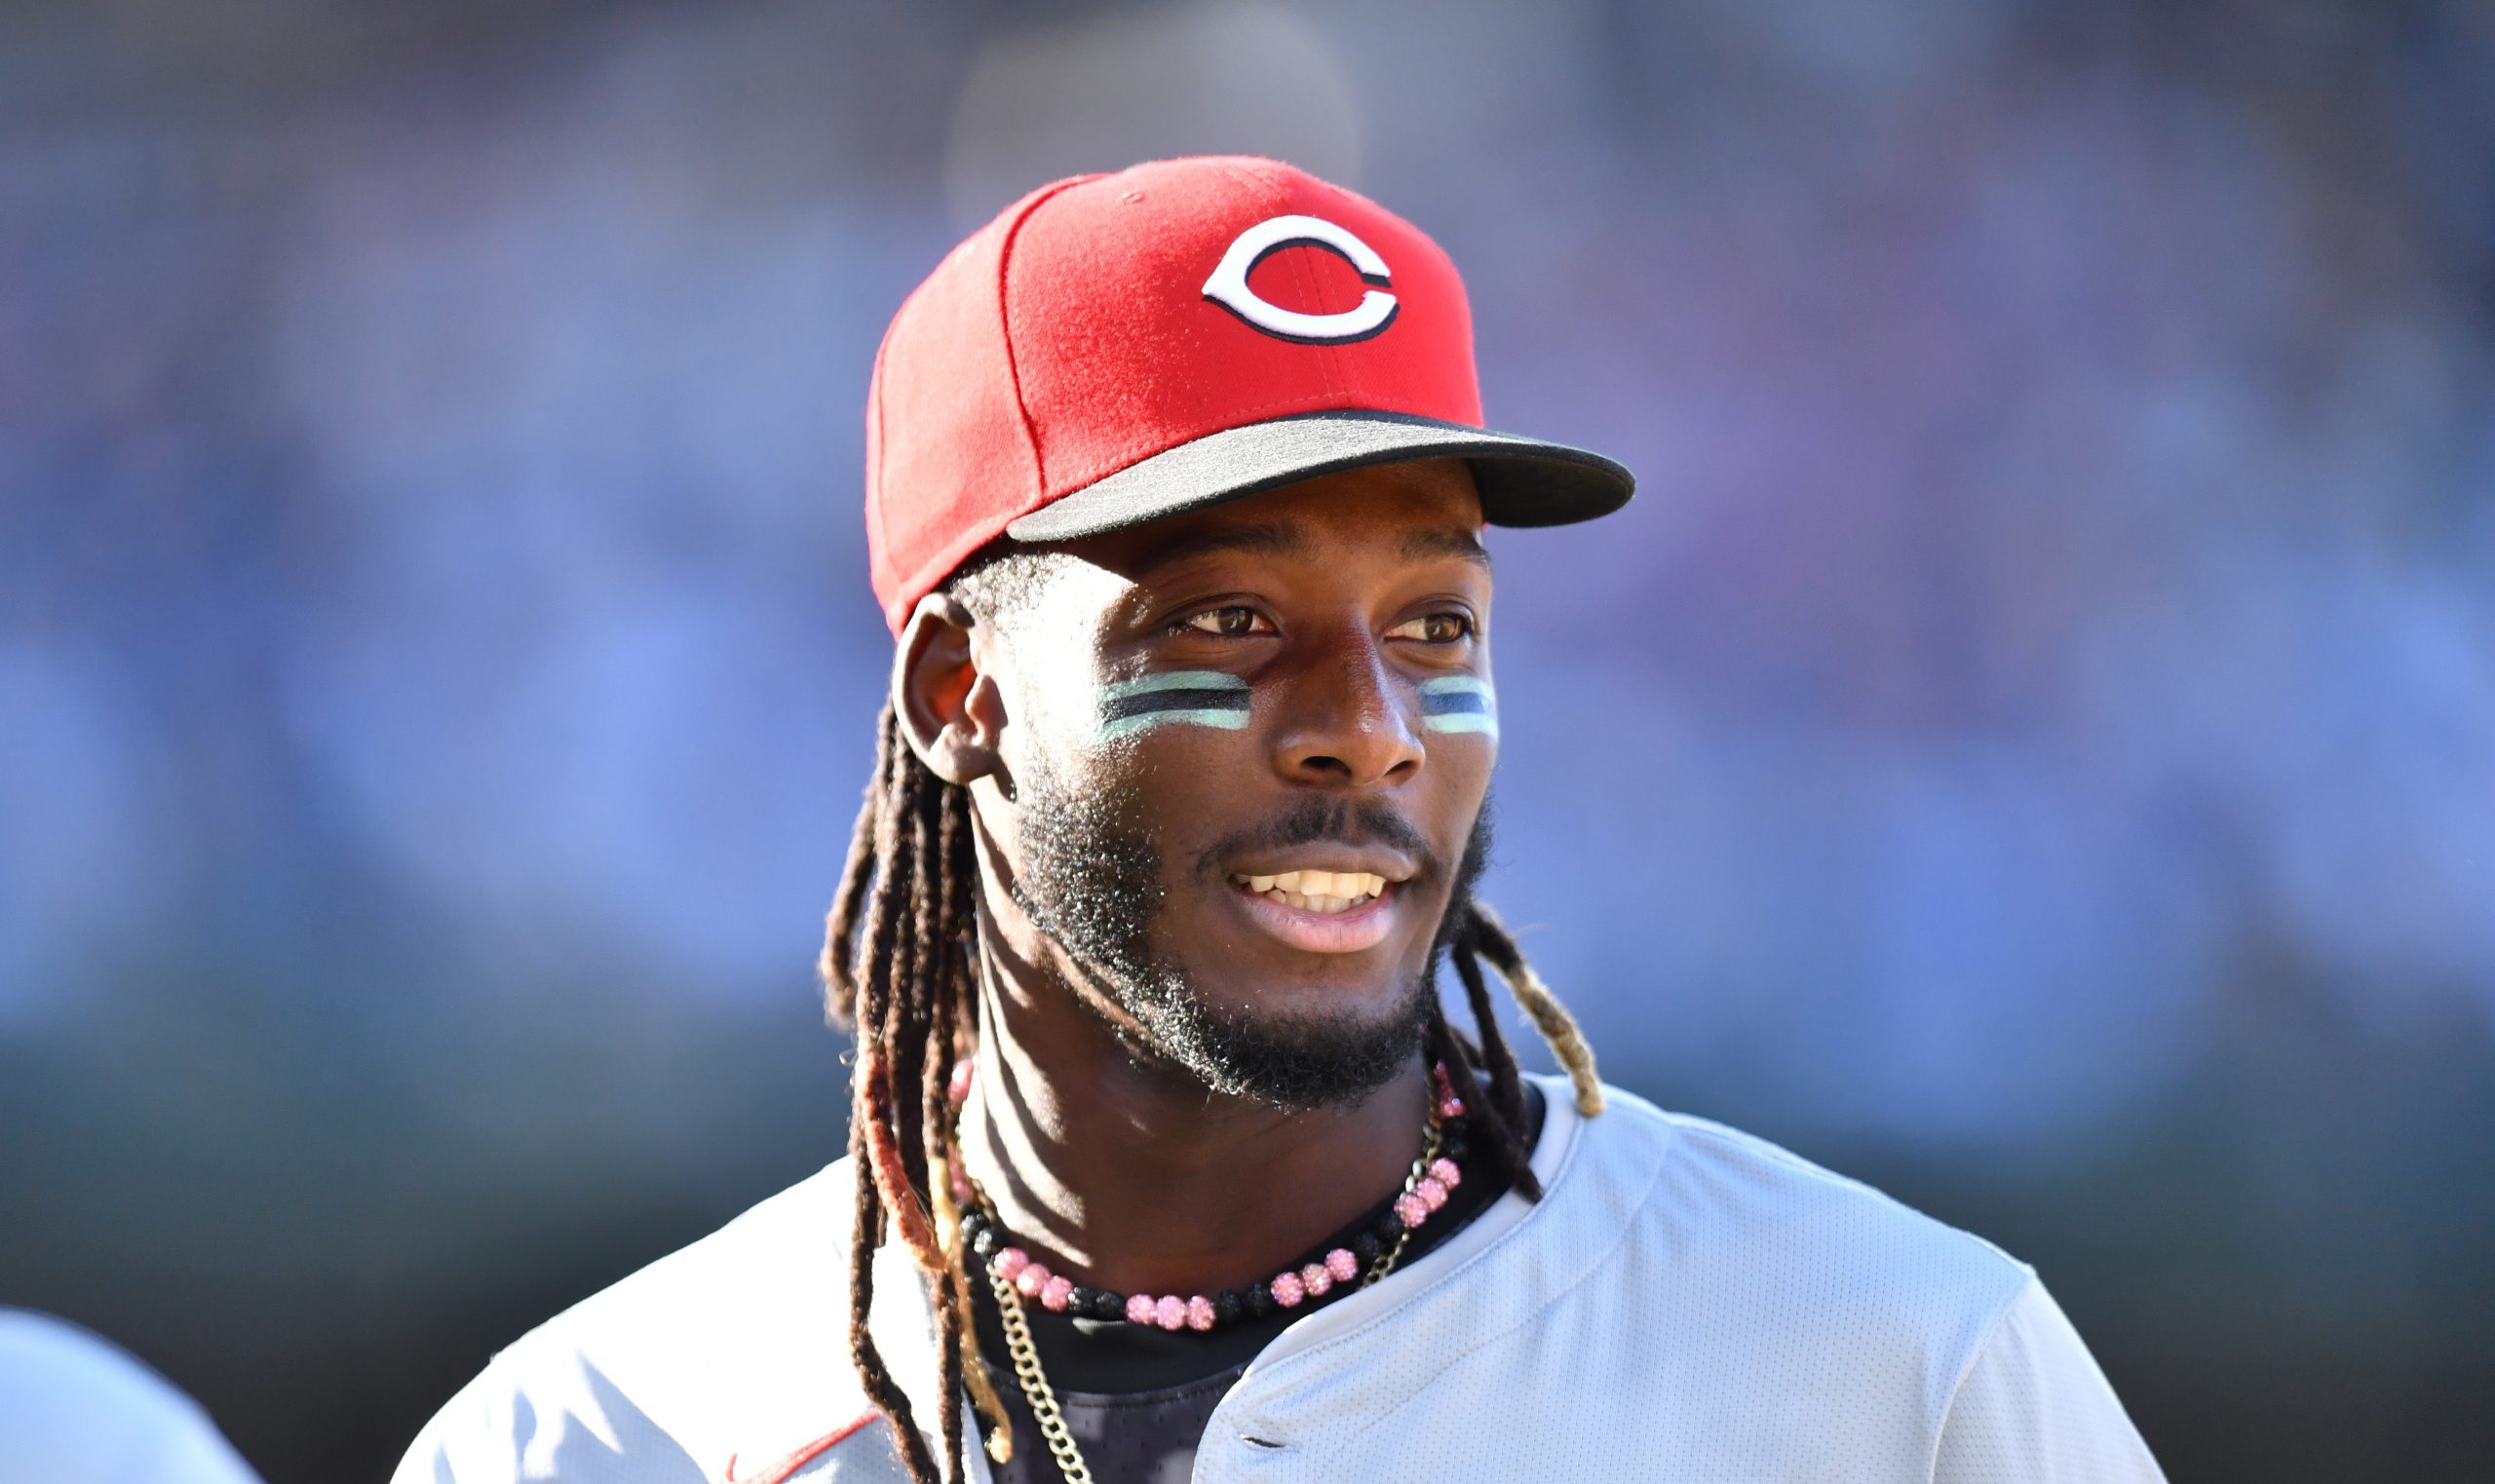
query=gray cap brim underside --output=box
[1002,409,1633,543]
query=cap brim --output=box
[1002,410,1633,543]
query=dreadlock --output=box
[819,702,1604,1484]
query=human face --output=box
[975,459,1496,1107]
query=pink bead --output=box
[1324,1247,1360,1283]
[1040,1275,1074,1313]
[1438,1096,1465,1120]
[1429,1157,1461,1189]
[1271,1272,1306,1308]
[1416,1176,1448,1212]
[992,1247,1029,1281]
[1186,1295,1216,1331]
[1016,1262,1052,1298]
[1299,1262,1332,1298]
[1127,1293,1157,1325]
[946,1057,976,1106]
[1395,1192,1429,1229]
[947,1161,974,1204]
[1155,1295,1188,1331]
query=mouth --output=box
[1224,867,1405,954]
[1230,868,1392,914]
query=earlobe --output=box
[892,594,1004,786]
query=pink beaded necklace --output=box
[947,1059,1470,1333]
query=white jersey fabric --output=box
[0,1310,267,1484]
[397,1077,2163,1484]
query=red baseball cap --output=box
[864,156,1633,633]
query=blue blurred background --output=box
[5,1,2492,1478]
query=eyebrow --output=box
[1402,528,1493,570]
[1132,521,1308,573]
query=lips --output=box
[1222,856,1414,954]
[1226,875,1400,953]
[1209,814,1430,957]
[1229,868,1390,914]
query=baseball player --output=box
[397,157,2164,1483]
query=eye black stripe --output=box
[1101,688,1254,722]
[1419,690,1489,716]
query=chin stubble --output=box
[1008,752,1494,1113]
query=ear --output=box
[892,592,1006,786]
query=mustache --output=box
[1191,797,1443,883]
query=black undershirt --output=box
[969,1083,1541,1481]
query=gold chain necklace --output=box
[974,1098,1445,1484]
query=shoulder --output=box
[1524,1078,2039,1405]
[393,1161,917,1484]
[1571,1080,2036,1316]
[1421,1080,2150,1475]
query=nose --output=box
[1271,633,1427,788]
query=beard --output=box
[1008,754,1493,1112]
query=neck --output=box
[956,903,1430,1299]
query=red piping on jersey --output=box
[723,1409,880,1484]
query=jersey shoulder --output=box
[395,1160,919,1484]
[1573,1082,2037,1344]
[0,1311,266,1484]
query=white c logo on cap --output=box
[1201,214,1398,344]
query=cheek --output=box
[1114,728,1261,823]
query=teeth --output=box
[1233,869,1389,910]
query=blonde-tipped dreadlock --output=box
[819,701,1602,1484]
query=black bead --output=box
[969,1227,999,1259]
[1352,1232,1382,1264]
[1245,1283,1277,1317]
[1213,1290,1244,1324]
[1374,1210,1406,1241]
[1440,1134,1470,1162]
[1094,1291,1125,1320]
[1066,1285,1094,1313]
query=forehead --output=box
[1059,457,1489,581]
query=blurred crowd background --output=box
[6,0,2492,1479]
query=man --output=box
[398,157,2163,1483]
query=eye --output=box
[1182,605,1276,637]
[1387,612,1474,644]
